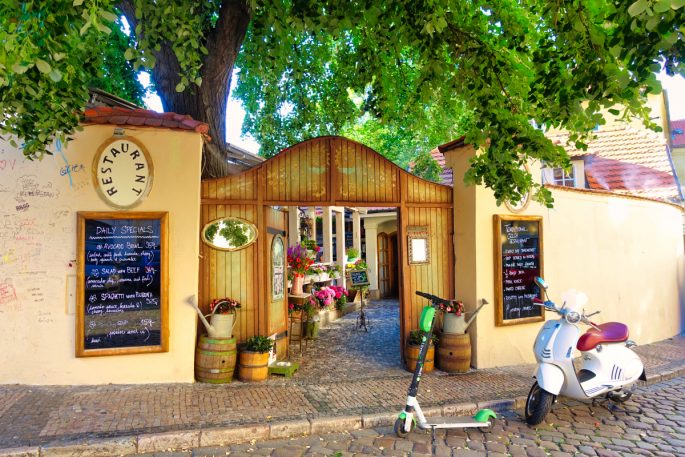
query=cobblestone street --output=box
[0,300,682,455]
[172,375,685,457]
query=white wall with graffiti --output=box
[0,124,203,384]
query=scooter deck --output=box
[422,416,491,429]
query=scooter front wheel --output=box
[525,382,554,426]
[394,417,413,438]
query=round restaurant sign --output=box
[93,137,153,208]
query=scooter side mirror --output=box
[534,277,548,290]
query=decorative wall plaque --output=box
[93,136,153,209]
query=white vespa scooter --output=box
[525,277,645,425]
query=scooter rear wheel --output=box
[525,382,554,426]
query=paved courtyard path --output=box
[151,375,685,457]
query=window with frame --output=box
[552,167,575,187]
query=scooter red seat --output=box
[576,322,629,351]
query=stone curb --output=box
[7,363,683,457]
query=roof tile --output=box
[546,125,680,202]
[83,106,210,137]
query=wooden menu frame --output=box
[493,214,544,327]
[76,211,169,357]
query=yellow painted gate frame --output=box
[199,136,454,357]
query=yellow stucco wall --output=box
[0,124,202,384]
[447,146,684,368]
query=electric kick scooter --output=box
[394,291,497,438]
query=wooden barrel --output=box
[437,333,471,373]
[195,336,237,384]
[238,351,269,382]
[405,344,435,373]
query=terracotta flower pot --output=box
[291,274,304,295]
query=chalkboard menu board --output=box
[493,215,544,326]
[349,269,370,287]
[76,212,169,356]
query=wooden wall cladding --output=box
[265,139,330,202]
[406,175,452,204]
[332,137,400,203]
[402,207,454,344]
[199,203,259,343]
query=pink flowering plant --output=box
[210,297,241,314]
[288,301,306,315]
[306,286,337,318]
[438,300,464,316]
[307,263,328,275]
[330,285,348,311]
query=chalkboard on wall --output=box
[76,212,169,357]
[493,215,544,326]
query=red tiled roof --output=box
[672,119,685,147]
[429,147,454,187]
[83,106,210,138]
[546,125,681,202]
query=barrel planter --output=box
[405,343,435,373]
[195,335,237,383]
[437,332,471,373]
[238,350,270,382]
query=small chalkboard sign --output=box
[76,212,169,356]
[349,269,370,287]
[493,215,544,326]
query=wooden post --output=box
[364,224,379,293]
[335,209,346,289]
[322,206,333,263]
[288,206,300,246]
[352,210,361,254]
[308,207,317,243]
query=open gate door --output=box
[263,207,288,359]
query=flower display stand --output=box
[288,294,309,353]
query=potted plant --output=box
[327,263,342,279]
[308,263,328,281]
[305,287,334,338]
[345,246,359,263]
[405,330,437,373]
[287,243,314,295]
[437,299,465,334]
[238,336,274,382]
[301,238,320,259]
[330,285,348,312]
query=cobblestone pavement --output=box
[0,299,683,451]
[153,375,685,457]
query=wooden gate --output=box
[199,136,454,356]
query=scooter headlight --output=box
[565,311,581,324]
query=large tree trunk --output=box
[119,0,252,178]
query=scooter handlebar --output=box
[415,291,454,306]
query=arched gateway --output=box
[199,136,454,360]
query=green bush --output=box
[407,329,438,346]
[244,336,274,353]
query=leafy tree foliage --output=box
[1,0,683,206]
[411,151,443,183]
[89,17,147,106]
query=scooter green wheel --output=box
[394,417,412,438]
